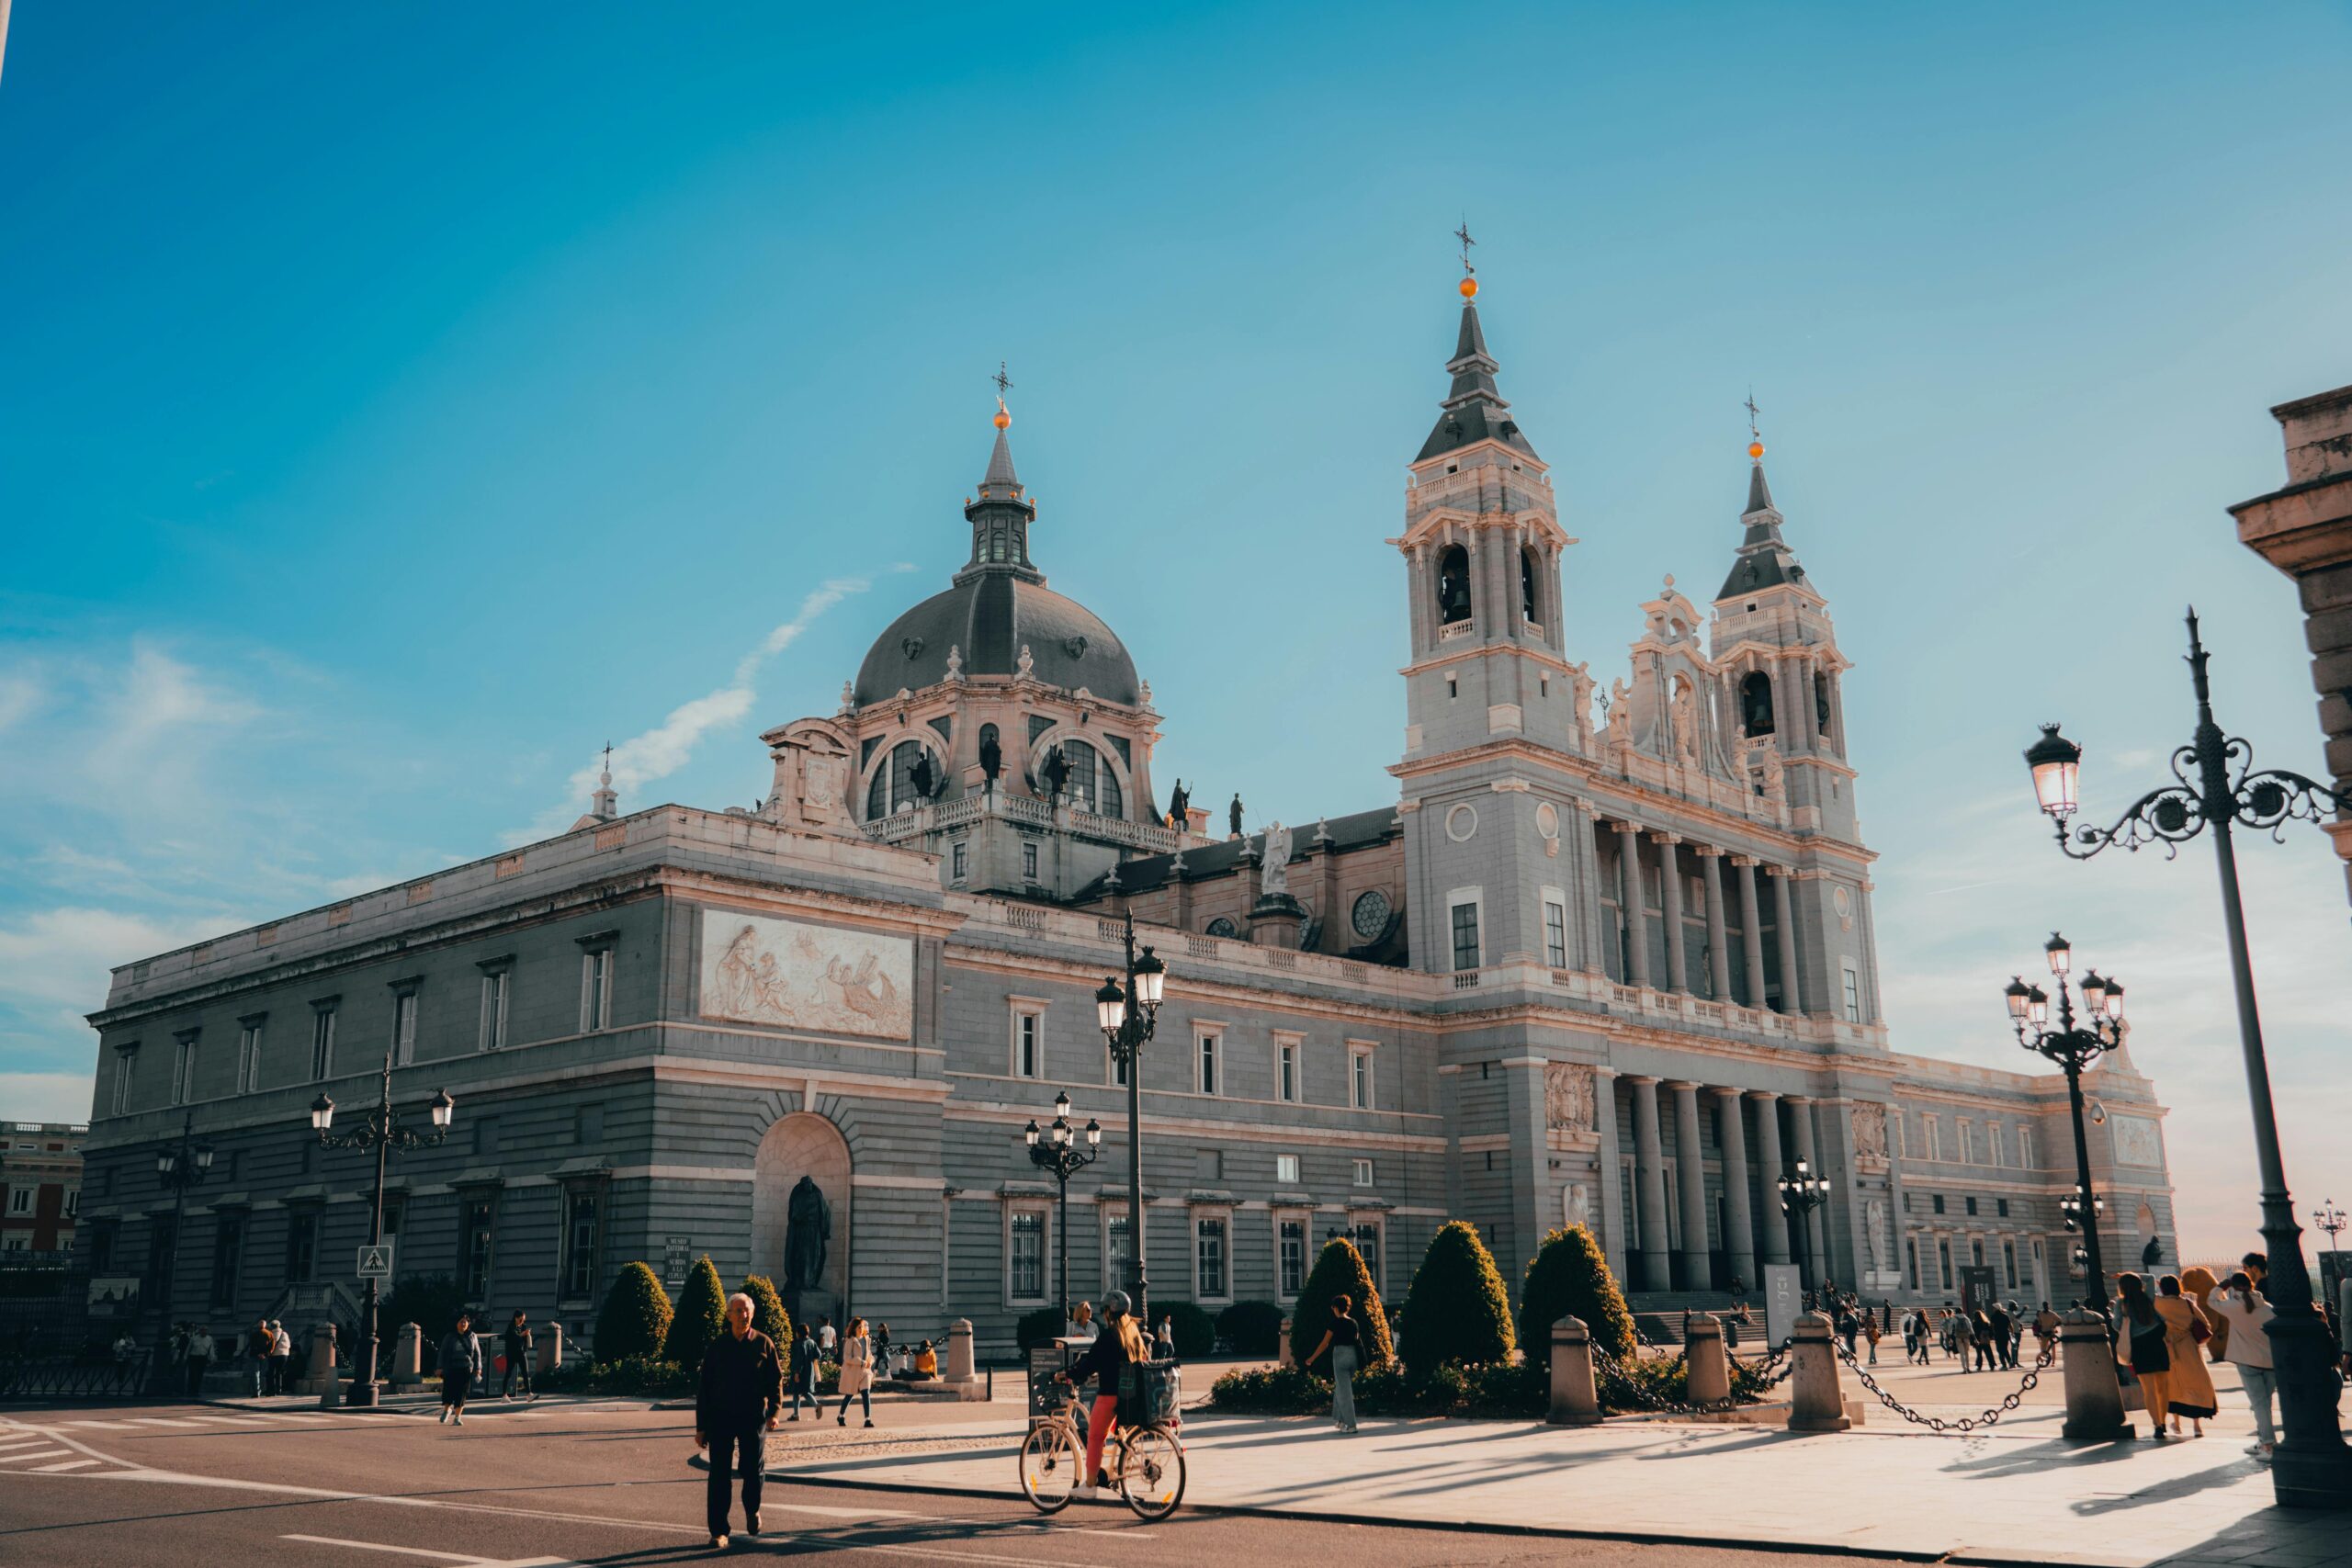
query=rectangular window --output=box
[237,1020,265,1093]
[379,1194,404,1239]
[1350,1043,1375,1111]
[1544,899,1569,969]
[1009,1210,1045,1302]
[2019,1127,2035,1169]
[391,987,419,1066]
[1278,1041,1299,1102]
[1275,1154,1300,1186]
[1931,1194,1946,1215]
[1197,1032,1219,1096]
[461,1196,496,1299]
[1023,841,1039,881]
[1103,1212,1130,1296]
[1353,1221,1383,1291]
[1351,1156,1374,1189]
[1923,1114,1940,1162]
[951,840,968,881]
[1935,1239,1952,1291]
[1109,1043,1128,1089]
[580,950,612,1032]
[1280,1218,1306,1298]
[1996,1197,2009,1219]
[1013,1008,1043,1079]
[172,1031,199,1106]
[2003,1239,2019,1289]
[1905,1236,1919,1292]
[562,1189,602,1300]
[1989,1123,2006,1168]
[1841,964,1862,1024]
[1964,1196,1978,1216]
[7,1189,28,1214]
[479,972,509,1052]
[311,1006,337,1081]
[209,1214,244,1309]
[1957,1119,1973,1164]
[62,1188,80,1217]
[1972,1239,1986,1268]
[1450,902,1481,972]
[112,1046,137,1114]
[1196,1216,1228,1300]
[287,1211,318,1284]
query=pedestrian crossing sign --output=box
[356,1243,394,1279]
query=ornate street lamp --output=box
[2007,932,2124,1315]
[1023,1091,1102,1329]
[1777,1158,1832,1291]
[152,1110,215,1380]
[2315,1200,2349,1321]
[311,1053,454,1407]
[2025,608,2352,1505]
[1095,908,1169,1320]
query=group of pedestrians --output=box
[243,1318,293,1393]
[434,1309,541,1427]
[1891,1299,2035,1369]
[782,1314,877,1427]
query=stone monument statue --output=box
[1040,745,1069,799]
[1228,793,1244,838]
[1165,778,1190,829]
[978,724,1002,784]
[784,1175,831,1294]
[908,751,936,802]
[1261,821,1293,896]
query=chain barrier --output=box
[1589,1337,1790,1417]
[1831,1337,2052,1433]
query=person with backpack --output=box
[2115,1273,2174,1440]
[437,1311,483,1427]
[502,1310,536,1401]
[1055,1289,1150,1495]
[1860,1312,1882,1365]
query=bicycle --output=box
[1019,1372,1186,1521]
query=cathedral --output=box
[76,267,2178,1356]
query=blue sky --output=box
[3,4,2348,1258]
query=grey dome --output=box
[853,573,1140,706]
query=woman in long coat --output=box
[2153,1274,2218,1436]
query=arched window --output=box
[1436,545,1472,626]
[1814,671,1833,743]
[1521,546,1542,625]
[1738,671,1776,737]
[1204,917,1238,939]
[1057,739,1124,819]
[865,739,933,818]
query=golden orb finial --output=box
[1748,439,1765,461]
[1459,275,1478,299]
[993,397,1012,432]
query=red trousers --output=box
[1084,1394,1118,1479]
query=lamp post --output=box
[152,1110,215,1378]
[310,1050,453,1408]
[1023,1091,1102,1329]
[2025,608,2352,1506]
[2006,933,2123,1315]
[2316,1200,2348,1321]
[1094,908,1168,1321]
[1777,1159,1832,1293]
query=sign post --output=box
[356,1243,394,1281]
[1762,1263,1804,1348]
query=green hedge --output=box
[739,1275,791,1351]
[1517,1225,1636,1366]
[537,1354,689,1396]
[1401,1221,1515,1371]
[1287,1238,1393,1373]
[663,1257,728,1370]
[595,1263,673,1362]
[1216,1300,1284,1358]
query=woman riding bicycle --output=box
[1057,1288,1149,1496]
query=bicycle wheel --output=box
[1019,1420,1081,1514]
[1117,1423,1186,1520]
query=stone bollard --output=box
[1785,1312,1850,1432]
[1278,1318,1293,1368]
[307,1323,340,1406]
[1684,1314,1730,1406]
[944,1319,976,1384]
[1547,1316,1602,1427]
[391,1323,424,1388]
[2058,1309,2133,1442]
[537,1321,564,1375]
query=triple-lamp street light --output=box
[310,1052,454,1407]
[1777,1159,1832,1291]
[152,1111,216,1381]
[2025,607,2352,1506]
[2314,1200,2348,1320]
[1023,1092,1102,1330]
[2005,932,2123,1314]
[1094,910,1168,1322]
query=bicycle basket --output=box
[1119,1359,1180,1425]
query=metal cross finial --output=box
[1745,389,1761,442]
[991,361,1014,399]
[602,740,614,778]
[1453,220,1476,275]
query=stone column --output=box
[1713,1088,1758,1290]
[1574,801,1607,976]
[1656,834,1689,993]
[1670,1082,1713,1291]
[1791,1098,1827,1285]
[1734,856,1768,1010]
[1629,1076,1672,1292]
[1750,1090,1791,1266]
[1547,1317,1601,1426]
[1699,847,1731,1001]
[1791,657,1817,751]
[1771,868,1804,1014]
[1613,821,1650,989]
[1592,1066,1629,1286]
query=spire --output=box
[958,365,1041,581]
[1716,415,1813,601]
[1417,231,1539,464]
[591,741,618,822]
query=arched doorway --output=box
[752,1112,852,1325]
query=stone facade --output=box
[74,284,2177,1357]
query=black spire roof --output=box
[1715,456,1813,601]
[1416,300,1540,464]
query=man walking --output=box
[1987,1301,2015,1370]
[502,1310,536,1402]
[268,1320,293,1396]
[786,1320,820,1420]
[185,1324,216,1397]
[695,1291,783,1551]
[438,1311,482,1427]
[248,1317,276,1395]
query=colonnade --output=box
[1598,818,1807,1015]
[1620,1080,1827,1294]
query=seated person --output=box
[909,1339,939,1380]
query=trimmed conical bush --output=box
[1287,1236,1393,1374]
[662,1255,729,1369]
[1517,1224,1636,1366]
[740,1274,792,1349]
[594,1261,674,1362]
[1402,1220,1516,1369]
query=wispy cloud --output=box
[0,904,246,1040]
[0,673,41,734]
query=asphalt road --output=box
[0,1394,1932,1567]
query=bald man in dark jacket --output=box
[695,1292,783,1549]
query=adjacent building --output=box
[0,1121,85,1262]
[75,273,2177,1354]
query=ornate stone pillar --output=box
[1592,1066,1627,1284]
[1656,834,1689,993]
[1629,1076,1672,1292]
[1734,855,1769,1010]
[1771,868,1804,1014]
[1669,1082,1713,1291]
[1699,846,1731,1000]
[1749,1090,1791,1266]
[1713,1088,1758,1291]
[1614,821,1650,989]
[1573,800,1606,976]
[1790,1097,1827,1286]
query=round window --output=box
[1534,801,1560,840]
[1350,889,1392,941]
[1445,803,1478,842]
[1204,917,1238,939]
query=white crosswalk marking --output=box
[0,1449,74,1463]
[34,1458,101,1472]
